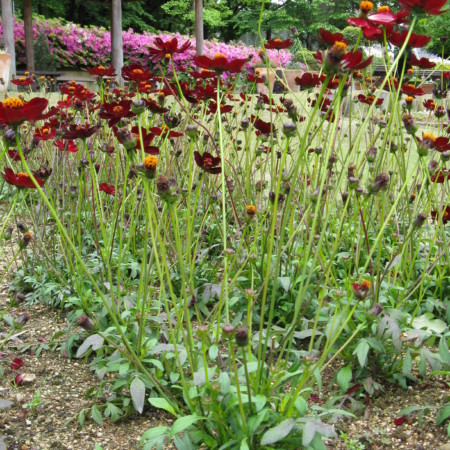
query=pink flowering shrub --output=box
[0,17,292,71]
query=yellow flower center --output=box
[133,68,144,75]
[2,97,24,109]
[203,157,213,167]
[68,86,76,93]
[361,280,371,289]
[333,41,348,52]
[378,5,391,12]
[113,106,124,115]
[144,155,158,169]
[164,53,171,60]
[422,132,436,143]
[405,96,414,102]
[274,38,282,43]
[42,127,50,134]
[246,205,256,214]
[407,68,414,74]
[24,71,30,76]
[158,92,165,98]
[213,53,226,60]
[360,1,374,13]
[367,95,375,102]
[20,77,26,82]
[98,65,106,71]
[17,172,29,178]
[40,76,45,80]
[255,69,260,75]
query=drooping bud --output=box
[368,173,390,194]
[155,176,178,204]
[235,326,249,347]
[77,314,95,331]
[413,213,427,228]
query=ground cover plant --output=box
[1,1,450,448]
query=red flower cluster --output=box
[1,168,45,189]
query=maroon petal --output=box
[394,415,406,426]
[10,357,24,370]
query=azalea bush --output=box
[1,1,450,449]
[0,17,292,71]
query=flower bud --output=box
[17,222,28,233]
[16,312,31,325]
[235,326,249,347]
[366,146,377,163]
[131,99,146,115]
[413,213,427,228]
[368,303,384,317]
[138,155,158,180]
[186,124,198,139]
[77,314,95,331]
[368,172,389,194]
[116,126,137,152]
[283,121,297,137]
[222,324,235,338]
[155,176,178,204]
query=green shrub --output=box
[293,48,320,71]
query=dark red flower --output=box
[434,137,450,152]
[10,357,24,370]
[190,69,217,79]
[34,126,57,141]
[148,37,192,62]
[264,38,293,50]
[121,64,152,82]
[149,125,183,139]
[87,65,116,77]
[1,168,45,188]
[207,102,233,114]
[130,126,158,154]
[145,99,168,114]
[194,151,221,174]
[295,72,326,89]
[431,169,449,183]
[317,29,347,47]
[247,73,264,83]
[0,97,50,126]
[99,183,115,196]
[407,54,436,68]
[251,115,276,137]
[388,30,431,48]
[358,94,383,106]
[434,106,446,118]
[193,53,247,73]
[398,0,447,15]
[54,140,78,153]
[62,124,100,140]
[11,77,34,87]
[431,206,450,223]
[401,84,425,97]
[7,150,25,161]
[423,99,436,110]
[352,280,371,299]
[99,100,134,127]
[314,42,373,75]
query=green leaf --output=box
[148,397,176,417]
[131,376,146,414]
[76,334,104,358]
[254,394,267,412]
[402,350,413,376]
[260,418,295,446]
[91,406,103,426]
[170,415,202,437]
[240,438,249,450]
[353,339,370,367]
[140,426,170,442]
[337,365,352,393]
[439,337,450,365]
[209,345,218,361]
[437,405,450,425]
[412,314,447,334]
[294,396,307,416]
[278,276,291,292]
